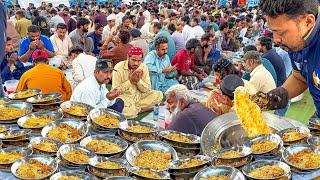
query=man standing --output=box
[181,16,195,44]
[71,60,124,112]
[19,25,55,63]
[112,47,163,119]
[257,36,286,87]
[144,37,178,93]
[253,0,320,118]
[15,10,32,38]
[191,18,205,40]
[69,17,94,55]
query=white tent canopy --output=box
[18,0,70,9]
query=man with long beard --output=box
[165,84,216,136]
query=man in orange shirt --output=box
[16,50,72,100]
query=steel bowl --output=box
[80,134,128,157]
[50,170,98,180]
[212,146,252,168]
[0,102,33,123]
[307,136,320,148]
[88,156,129,178]
[8,88,41,100]
[26,93,61,104]
[245,134,283,155]
[277,127,310,145]
[0,146,32,171]
[282,144,320,171]
[0,97,11,105]
[242,160,291,180]
[11,154,58,180]
[309,118,320,129]
[0,124,10,133]
[58,144,95,166]
[0,129,32,140]
[168,155,211,174]
[126,140,178,171]
[158,130,200,148]
[60,101,94,118]
[119,121,160,142]
[41,119,89,143]
[29,137,62,156]
[89,108,127,130]
[129,167,171,180]
[17,110,63,131]
[194,166,245,180]
[105,177,134,180]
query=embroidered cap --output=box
[128,47,143,56]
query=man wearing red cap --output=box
[112,47,163,119]
[16,50,72,101]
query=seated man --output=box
[165,84,217,136]
[71,60,124,112]
[19,25,55,64]
[171,38,208,90]
[112,47,163,119]
[50,23,73,69]
[242,51,276,93]
[144,37,178,93]
[1,37,32,82]
[69,46,97,88]
[16,50,72,100]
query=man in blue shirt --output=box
[150,22,176,61]
[88,23,103,57]
[19,25,55,63]
[255,0,320,117]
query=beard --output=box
[169,105,182,121]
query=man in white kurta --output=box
[71,59,124,112]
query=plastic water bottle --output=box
[153,104,159,121]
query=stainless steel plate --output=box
[0,97,11,105]
[41,119,89,143]
[194,166,245,180]
[105,177,134,180]
[80,134,128,156]
[0,146,32,165]
[125,140,178,170]
[158,130,200,145]
[120,120,160,134]
[50,170,98,180]
[242,160,291,180]
[0,129,32,140]
[212,146,251,160]
[26,93,61,104]
[201,112,307,156]
[308,136,320,148]
[58,144,95,166]
[129,167,171,180]
[60,101,94,117]
[282,144,320,171]
[17,110,63,129]
[8,89,41,100]
[89,108,126,129]
[245,134,282,155]
[11,154,58,180]
[277,127,310,143]
[89,156,128,170]
[0,102,33,122]
[169,155,211,170]
[29,136,62,154]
